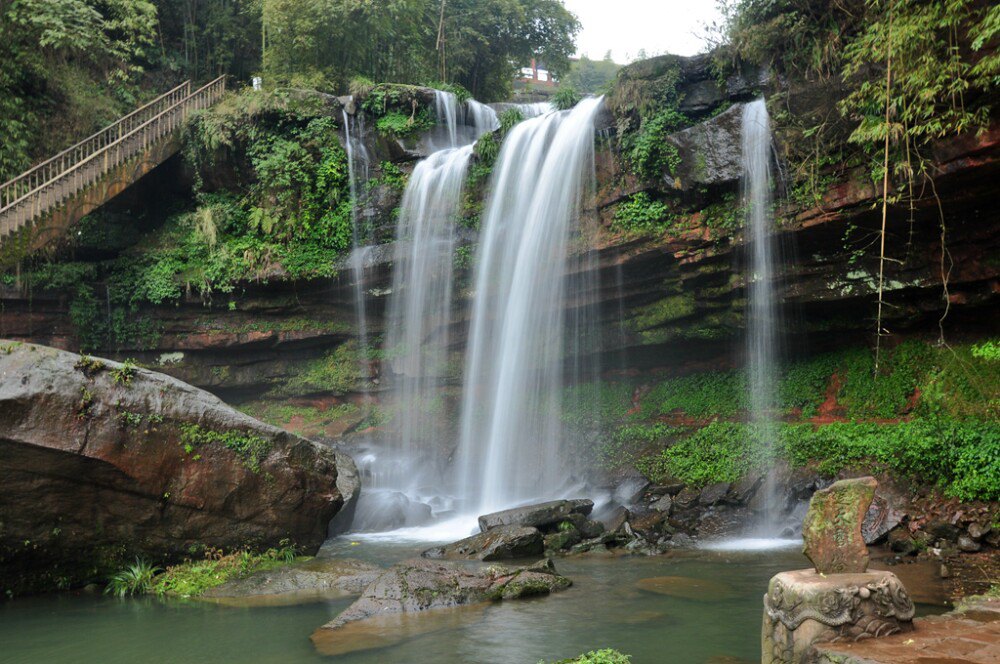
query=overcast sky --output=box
[562,0,723,62]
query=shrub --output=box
[105,558,161,597]
[553,86,582,110]
[612,192,673,233]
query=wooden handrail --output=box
[0,76,226,240]
[0,81,192,201]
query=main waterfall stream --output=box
[457,96,605,514]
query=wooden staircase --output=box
[0,76,226,247]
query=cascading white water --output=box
[385,145,473,475]
[342,101,372,367]
[490,102,555,119]
[456,96,604,514]
[742,98,782,531]
[434,90,459,148]
[351,90,504,533]
[464,100,499,135]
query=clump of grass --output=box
[152,541,300,598]
[105,558,161,597]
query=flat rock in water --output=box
[421,525,543,561]
[314,557,571,633]
[635,575,737,601]
[201,558,381,606]
[802,476,877,574]
[478,499,593,532]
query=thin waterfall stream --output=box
[342,101,373,372]
[741,98,786,540]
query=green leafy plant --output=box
[553,86,582,110]
[612,192,673,233]
[105,558,161,597]
[111,359,138,385]
[179,424,272,473]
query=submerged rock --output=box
[0,342,358,594]
[314,557,571,633]
[802,476,877,574]
[422,525,544,561]
[477,499,593,532]
[201,558,381,606]
[636,575,738,601]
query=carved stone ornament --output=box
[761,569,915,664]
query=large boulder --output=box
[421,525,544,561]
[667,102,745,190]
[314,557,571,632]
[201,558,381,606]
[0,341,359,594]
[478,499,594,532]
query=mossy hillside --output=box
[240,401,364,440]
[3,89,361,353]
[563,338,999,501]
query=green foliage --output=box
[375,109,435,138]
[642,370,747,418]
[625,108,687,180]
[637,422,769,485]
[377,161,408,191]
[552,86,583,110]
[636,418,999,501]
[280,341,364,397]
[74,354,108,378]
[105,558,160,597]
[263,0,579,101]
[110,359,138,385]
[499,108,524,134]
[549,648,632,664]
[840,0,993,151]
[151,541,300,598]
[179,424,272,473]
[971,339,1000,361]
[612,192,673,233]
[0,0,157,180]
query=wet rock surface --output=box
[0,342,358,593]
[314,557,571,632]
[201,558,381,606]
[802,476,877,574]
[422,525,544,561]
[477,499,594,532]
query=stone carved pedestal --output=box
[761,569,915,664]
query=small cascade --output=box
[490,101,555,119]
[457,96,605,514]
[433,90,459,148]
[464,100,499,135]
[741,98,783,532]
[341,101,373,369]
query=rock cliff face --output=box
[0,58,996,403]
[0,341,358,594]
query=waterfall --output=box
[489,101,555,119]
[433,90,459,148]
[464,100,499,135]
[457,96,604,514]
[342,101,372,369]
[741,98,782,530]
[385,145,473,476]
